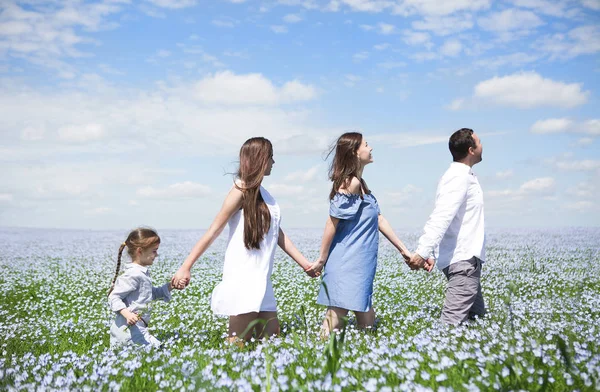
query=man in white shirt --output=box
[409,128,486,325]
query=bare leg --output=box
[354,307,375,330]
[227,312,259,344]
[256,311,280,339]
[321,307,349,338]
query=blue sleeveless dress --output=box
[317,192,380,312]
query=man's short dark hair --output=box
[449,128,475,162]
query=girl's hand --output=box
[305,259,326,277]
[400,250,412,263]
[120,309,140,326]
[303,263,321,278]
[171,268,191,289]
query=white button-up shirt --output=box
[416,162,486,271]
[108,263,171,318]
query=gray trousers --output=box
[441,256,485,325]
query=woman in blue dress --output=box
[307,132,417,335]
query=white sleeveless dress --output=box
[211,186,281,316]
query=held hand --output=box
[120,309,140,326]
[401,250,412,263]
[408,253,425,271]
[171,268,191,290]
[423,257,436,272]
[305,259,325,277]
[303,264,320,278]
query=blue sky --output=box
[0,0,599,230]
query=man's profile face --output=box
[471,133,483,163]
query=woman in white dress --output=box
[171,137,318,342]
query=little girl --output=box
[107,227,172,347]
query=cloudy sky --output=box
[0,0,599,230]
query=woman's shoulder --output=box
[338,176,362,195]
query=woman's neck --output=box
[356,165,364,179]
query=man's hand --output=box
[408,253,425,270]
[423,257,435,272]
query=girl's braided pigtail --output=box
[108,242,127,296]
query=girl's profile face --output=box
[356,138,373,165]
[136,244,159,266]
[264,154,275,176]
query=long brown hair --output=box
[108,228,160,296]
[327,132,370,199]
[235,137,273,250]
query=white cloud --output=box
[268,184,305,197]
[488,177,555,199]
[0,193,13,202]
[179,45,225,68]
[446,98,465,110]
[284,165,322,182]
[410,51,438,61]
[193,71,316,105]
[474,52,540,69]
[530,118,573,134]
[0,1,124,75]
[393,0,491,16]
[0,72,330,162]
[440,39,462,57]
[344,74,362,87]
[473,72,589,109]
[373,43,390,50]
[567,182,594,198]
[564,200,595,211]
[341,0,392,13]
[382,184,423,205]
[377,61,406,69]
[575,137,595,147]
[581,0,600,10]
[360,22,396,34]
[283,14,303,23]
[496,170,513,179]
[530,118,600,135]
[401,30,431,46]
[137,181,211,199]
[146,0,197,8]
[582,120,600,136]
[353,51,370,62]
[510,0,577,18]
[378,22,396,34]
[412,15,474,36]
[555,160,600,171]
[212,18,238,28]
[271,25,288,33]
[477,9,544,32]
[84,206,112,215]
[58,123,104,143]
[520,177,555,193]
[537,25,600,59]
[369,133,448,148]
[21,125,46,141]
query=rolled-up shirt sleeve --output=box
[416,174,469,259]
[152,283,172,302]
[108,273,139,312]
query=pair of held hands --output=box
[170,251,435,290]
[303,251,435,276]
